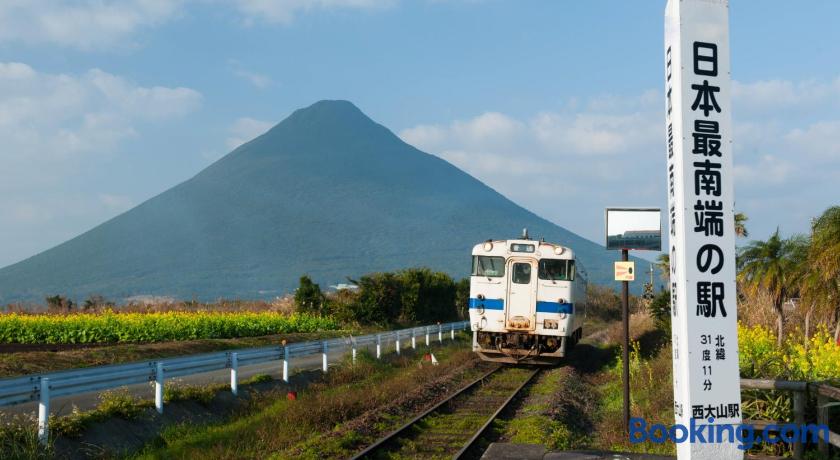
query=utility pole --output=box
[621,248,630,434]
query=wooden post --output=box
[793,389,805,459]
[818,393,829,457]
[621,248,630,434]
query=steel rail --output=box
[453,368,541,459]
[350,365,540,460]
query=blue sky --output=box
[1,0,839,268]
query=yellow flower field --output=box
[0,311,340,344]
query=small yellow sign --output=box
[614,261,635,281]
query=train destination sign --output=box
[605,208,662,251]
[665,0,742,458]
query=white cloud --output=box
[733,154,793,185]
[399,81,840,244]
[785,120,840,158]
[233,69,273,89]
[0,62,201,172]
[226,117,274,149]
[0,61,201,265]
[228,60,273,89]
[732,77,840,114]
[400,98,660,160]
[234,0,395,24]
[0,0,182,49]
[0,0,401,49]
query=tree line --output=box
[653,206,840,346]
[294,267,469,326]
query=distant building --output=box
[329,283,359,291]
[607,229,661,250]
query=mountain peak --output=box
[0,99,634,303]
[283,99,373,128]
[249,99,392,153]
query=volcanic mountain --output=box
[0,100,644,303]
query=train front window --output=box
[472,256,505,277]
[512,263,532,284]
[538,259,574,281]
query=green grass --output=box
[51,389,151,438]
[132,340,478,459]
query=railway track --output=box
[351,365,541,460]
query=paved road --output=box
[1,333,457,419]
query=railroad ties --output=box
[352,366,540,459]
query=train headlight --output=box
[544,319,558,329]
[483,241,493,252]
[558,298,566,304]
[554,246,564,255]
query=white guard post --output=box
[37,377,50,445]
[665,0,742,458]
[395,330,401,355]
[321,341,328,373]
[376,334,381,359]
[155,362,164,414]
[230,352,239,396]
[412,329,417,349]
[425,327,430,346]
[438,324,442,342]
[283,347,289,383]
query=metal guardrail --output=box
[0,320,469,444]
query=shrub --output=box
[352,272,403,325]
[396,268,457,324]
[322,268,463,325]
[294,276,325,315]
[586,284,622,322]
[454,278,470,320]
[647,290,671,335]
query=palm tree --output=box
[735,212,749,238]
[807,206,840,342]
[737,230,808,346]
[655,253,670,283]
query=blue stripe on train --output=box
[469,298,572,313]
[468,298,504,310]
[535,301,574,314]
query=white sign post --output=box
[664,0,742,458]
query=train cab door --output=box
[505,258,537,331]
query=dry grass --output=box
[133,345,483,459]
[0,331,345,378]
